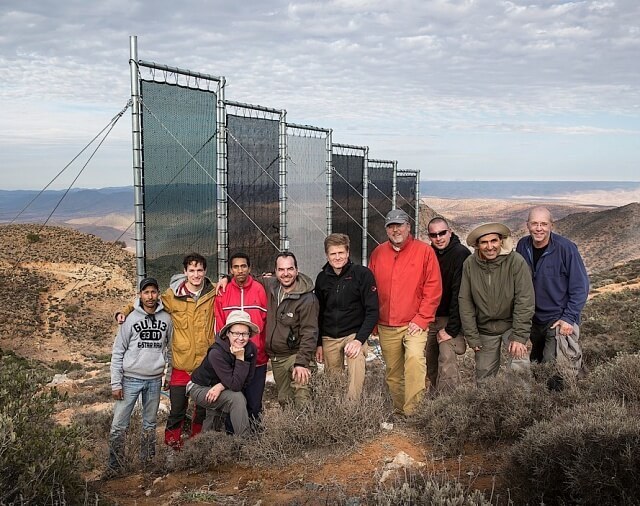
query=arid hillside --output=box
[421,199,640,274]
[554,202,640,273]
[0,224,136,364]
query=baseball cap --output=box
[385,209,411,227]
[139,277,159,291]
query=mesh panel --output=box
[286,133,327,275]
[332,153,364,264]
[140,80,217,288]
[397,173,417,235]
[226,114,280,275]
[367,161,394,255]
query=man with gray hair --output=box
[516,206,589,388]
[459,223,534,384]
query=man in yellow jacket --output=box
[117,253,217,449]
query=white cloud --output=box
[0,0,638,188]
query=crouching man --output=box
[107,277,173,477]
[187,310,258,437]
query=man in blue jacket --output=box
[516,207,589,387]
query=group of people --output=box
[106,205,589,475]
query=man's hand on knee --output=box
[291,366,311,385]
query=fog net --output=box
[367,159,394,256]
[332,146,365,264]
[397,171,418,235]
[226,112,280,275]
[140,80,217,288]
[286,126,328,276]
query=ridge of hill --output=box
[554,202,640,273]
[420,200,640,274]
[0,224,136,364]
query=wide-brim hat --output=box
[466,222,511,247]
[220,310,259,337]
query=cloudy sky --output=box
[1,0,639,190]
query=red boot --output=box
[164,427,183,450]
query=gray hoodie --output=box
[110,298,173,390]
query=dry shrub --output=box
[370,469,492,506]
[583,352,640,404]
[505,400,640,506]
[410,375,555,456]
[253,370,388,465]
[169,429,241,472]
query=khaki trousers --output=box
[270,354,311,409]
[322,333,368,401]
[378,324,428,415]
[426,316,466,394]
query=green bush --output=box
[0,353,86,505]
[26,232,40,243]
[505,400,640,506]
[410,375,555,455]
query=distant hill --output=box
[555,202,640,273]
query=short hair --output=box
[275,251,298,269]
[427,216,450,229]
[183,253,207,271]
[229,251,251,269]
[324,233,350,254]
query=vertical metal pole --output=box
[392,160,398,209]
[217,79,228,278]
[414,170,420,238]
[362,147,369,266]
[325,130,333,235]
[129,35,145,284]
[279,110,288,251]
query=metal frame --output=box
[332,143,369,265]
[130,36,225,279]
[397,169,420,236]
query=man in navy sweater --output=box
[516,206,589,387]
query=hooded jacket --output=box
[162,274,216,374]
[264,273,319,368]
[110,298,173,391]
[315,260,379,344]
[190,334,257,391]
[214,275,268,366]
[368,234,442,329]
[458,237,534,348]
[432,233,471,337]
[516,232,589,326]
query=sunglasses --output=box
[428,230,449,239]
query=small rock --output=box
[380,422,393,430]
[152,476,163,485]
[145,489,152,497]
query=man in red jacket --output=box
[214,252,268,426]
[369,209,442,415]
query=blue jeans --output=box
[108,376,161,470]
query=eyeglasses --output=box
[428,230,449,238]
[228,331,250,339]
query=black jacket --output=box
[315,260,379,344]
[432,233,471,337]
[190,336,257,391]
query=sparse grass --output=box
[368,469,492,506]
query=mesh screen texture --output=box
[286,134,327,276]
[397,174,417,234]
[140,80,217,288]
[367,162,394,255]
[226,114,280,275]
[332,153,364,264]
